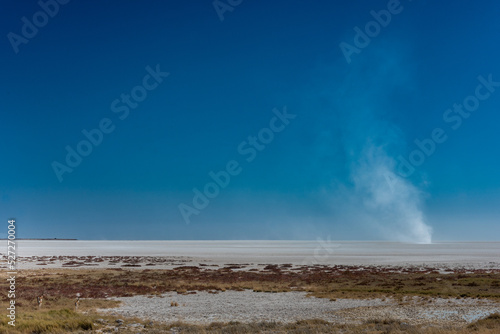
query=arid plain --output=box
[1,240,500,333]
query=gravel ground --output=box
[337,297,500,326]
[102,290,390,324]
[101,291,500,326]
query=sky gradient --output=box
[2,0,500,241]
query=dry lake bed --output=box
[12,240,500,269]
[1,240,500,333]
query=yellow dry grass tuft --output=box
[0,309,94,334]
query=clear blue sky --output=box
[1,0,499,241]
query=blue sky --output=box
[1,0,500,241]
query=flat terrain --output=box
[10,240,500,269]
[104,290,499,326]
[1,241,500,333]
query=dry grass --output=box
[0,266,499,333]
[3,314,498,334]
[3,265,499,303]
[152,314,500,333]
[0,308,94,334]
[0,306,499,333]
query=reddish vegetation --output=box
[2,262,499,306]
